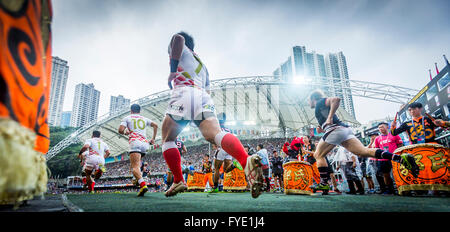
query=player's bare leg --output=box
[162,115,187,197]
[310,140,336,194]
[93,169,103,181]
[199,117,264,198]
[84,169,94,193]
[130,152,148,196]
[223,159,234,173]
[209,159,224,193]
[341,138,419,177]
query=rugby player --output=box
[118,104,158,197]
[308,90,419,194]
[209,113,243,193]
[162,31,263,198]
[78,131,110,193]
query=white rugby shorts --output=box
[83,155,105,172]
[166,86,215,121]
[129,140,149,155]
[321,126,356,146]
[216,148,233,161]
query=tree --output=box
[47,127,83,178]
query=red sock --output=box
[89,182,95,192]
[82,177,86,185]
[220,133,249,168]
[140,181,147,188]
[163,148,184,183]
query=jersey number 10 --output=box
[132,119,146,130]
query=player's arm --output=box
[78,144,89,159]
[205,69,211,95]
[149,121,158,145]
[168,34,185,89]
[118,119,129,135]
[104,150,110,159]
[182,145,187,154]
[324,97,341,125]
[118,125,127,135]
[351,155,357,168]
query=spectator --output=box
[391,102,447,144]
[374,122,403,195]
[270,150,284,192]
[367,132,387,194]
[359,156,375,194]
[336,147,364,195]
[256,144,271,192]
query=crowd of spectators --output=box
[103,137,287,177]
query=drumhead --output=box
[282,160,311,168]
[394,143,446,154]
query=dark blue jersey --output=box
[175,139,185,155]
[315,98,345,129]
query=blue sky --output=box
[52,0,450,123]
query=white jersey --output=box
[170,44,210,91]
[84,138,109,157]
[120,114,153,144]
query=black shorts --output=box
[263,168,269,178]
[273,171,283,178]
[376,160,392,175]
[306,156,316,165]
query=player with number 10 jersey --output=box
[119,104,158,197]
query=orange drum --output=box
[223,168,248,191]
[187,171,205,191]
[283,161,314,195]
[393,143,449,195]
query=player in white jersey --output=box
[118,104,158,197]
[162,32,263,198]
[78,131,110,193]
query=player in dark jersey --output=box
[308,90,419,194]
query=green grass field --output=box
[67,192,450,212]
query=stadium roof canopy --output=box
[47,76,418,160]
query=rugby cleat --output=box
[208,187,219,194]
[233,160,243,171]
[165,181,187,197]
[244,154,264,199]
[137,185,148,197]
[400,153,420,178]
[310,183,331,195]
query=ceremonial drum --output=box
[187,171,206,191]
[393,143,449,195]
[283,161,314,195]
[223,169,248,191]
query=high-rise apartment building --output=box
[70,83,100,127]
[274,46,356,118]
[48,56,69,126]
[110,95,130,116]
